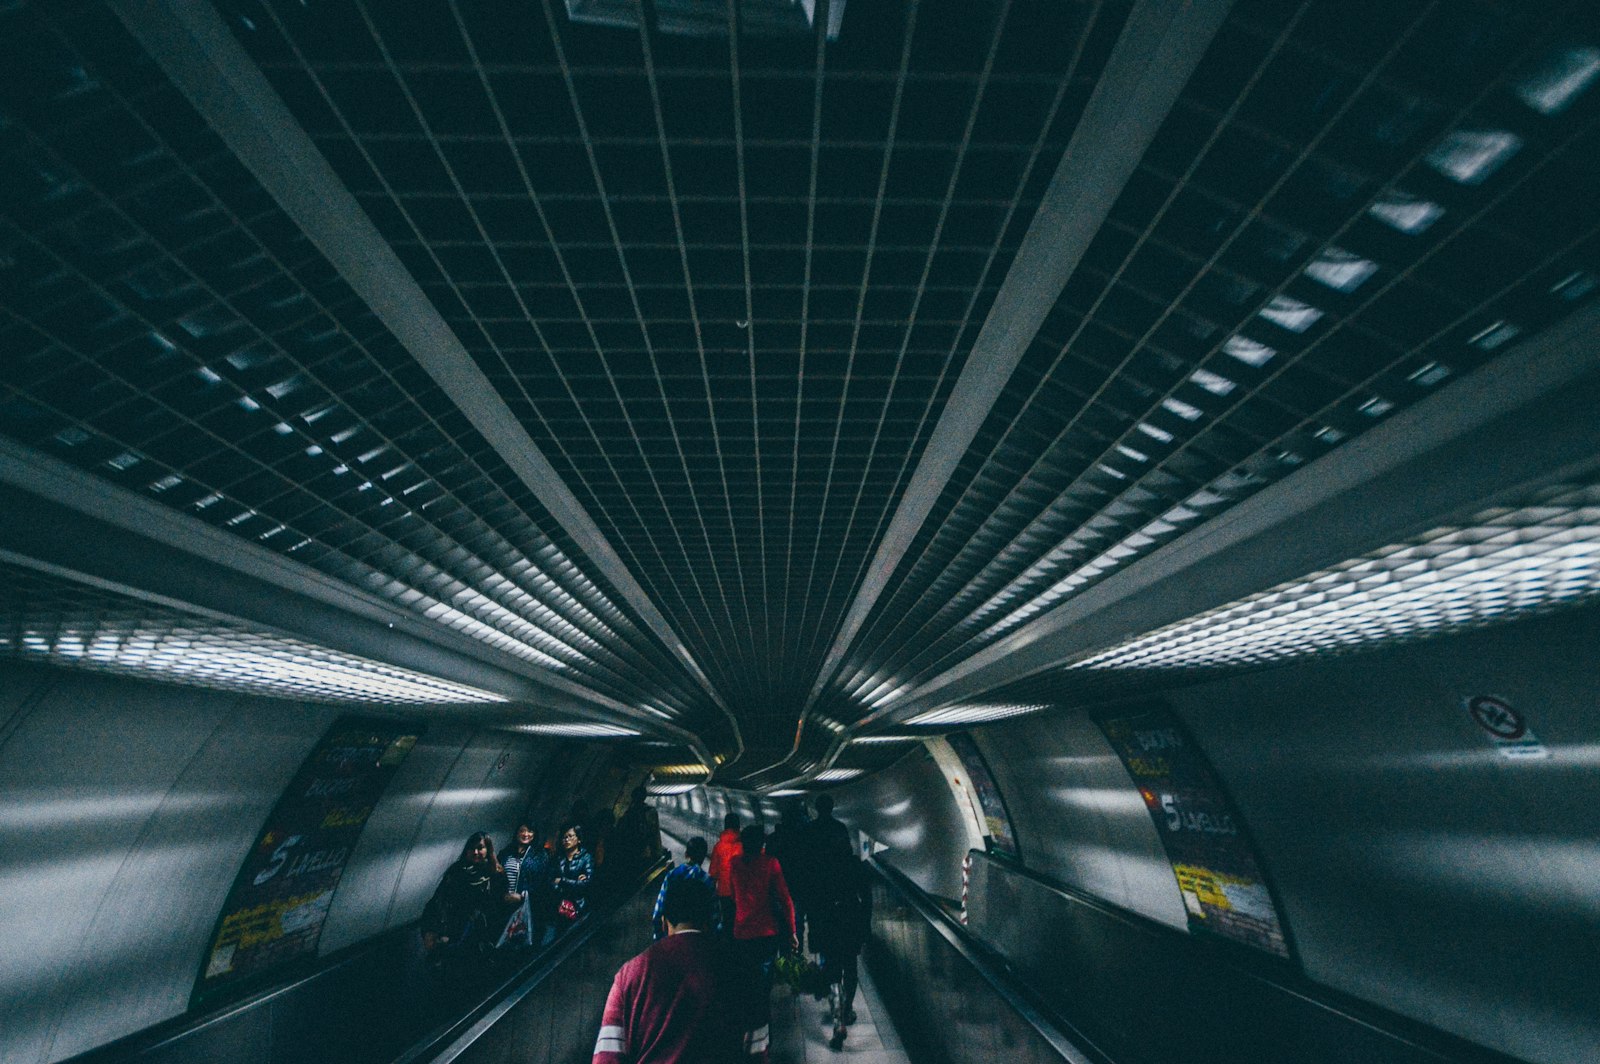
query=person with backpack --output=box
[652,836,712,940]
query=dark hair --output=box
[815,795,835,816]
[506,824,538,856]
[460,832,501,872]
[560,822,585,848]
[739,824,766,856]
[723,812,741,830]
[660,875,715,928]
[684,836,709,863]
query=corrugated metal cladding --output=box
[1,0,1598,783]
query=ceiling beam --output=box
[106,0,741,759]
[871,294,1600,726]
[0,438,720,761]
[765,0,1237,775]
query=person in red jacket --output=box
[592,876,761,1063]
[708,812,742,932]
[727,824,796,1057]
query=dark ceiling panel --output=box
[2,0,1597,786]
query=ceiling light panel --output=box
[817,2,1600,759]
[903,702,1047,728]
[509,722,642,737]
[0,4,710,726]
[0,562,505,705]
[1076,483,1600,674]
[207,0,1136,750]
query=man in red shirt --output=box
[708,812,742,932]
[592,876,761,1063]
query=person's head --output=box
[684,836,709,865]
[815,795,835,817]
[723,812,741,832]
[560,823,584,854]
[739,824,766,856]
[461,832,497,869]
[512,824,537,851]
[660,875,715,932]
[781,800,805,826]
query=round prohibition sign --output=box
[1465,695,1526,740]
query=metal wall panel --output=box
[1163,603,1600,1064]
[976,712,1186,930]
[0,662,336,1064]
[833,744,971,901]
[0,660,591,1064]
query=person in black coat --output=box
[808,844,873,1050]
[421,833,511,969]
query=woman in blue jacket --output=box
[554,822,594,923]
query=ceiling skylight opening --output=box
[1304,248,1378,293]
[1514,46,1600,115]
[1221,335,1277,367]
[1551,271,1598,301]
[1258,295,1325,332]
[1426,129,1523,185]
[1368,192,1444,235]
[1137,422,1175,444]
[1469,320,1522,351]
[1359,396,1395,418]
[814,769,865,783]
[510,722,641,738]
[1162,397,1204,421]
[1408,361,1452,387]
[904,703,1049,727]
[1189,369,1236,396]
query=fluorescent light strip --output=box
[765,788,806,797]
[510,722,641,738]
[646,783,698,796]
[904,703,1049,727]
[1076,484,1600,674]
[3,622,505,705]
[652,763,712,778]
[814,768,865,783]
[851,734,921,744]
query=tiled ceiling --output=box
[1,0,1597,786]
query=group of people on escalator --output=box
[418,786,663,976]
[603,795,873,1061]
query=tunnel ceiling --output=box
[1,0,1597,786]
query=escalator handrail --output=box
[868,855,1113,1064]
[398,856,669,1064]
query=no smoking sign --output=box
[1463,695,1549,759]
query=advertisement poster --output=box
[946,731,1020,859]
[195,718,423,1004]
[1097,709,1289,958]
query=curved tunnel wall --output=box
[0,660,606,1064]
[825,602,1600,1064]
